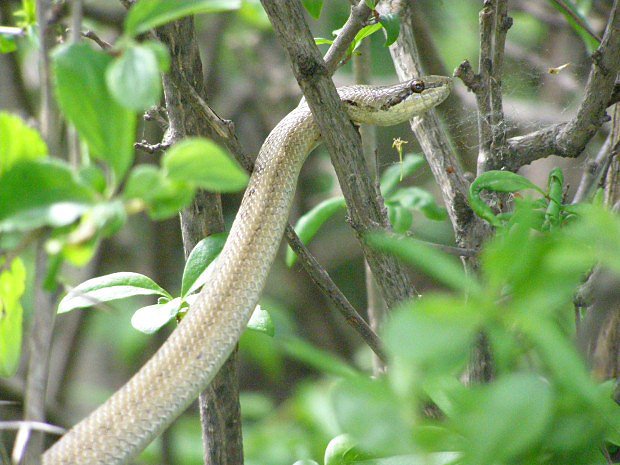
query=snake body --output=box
[43,76,452,465]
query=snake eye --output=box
[411,80,425,93]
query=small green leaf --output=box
[544,168,564,230]
[53,43,136,180]
[0,112,47,175]
[301,0,323,19]
[453,374,553,464]
[124,164,196,220]
[387,205,413,233]
[106,43,163,111]
[286,197,346,267]
[350,23,383,54]
[378,13,400,46]
[380,153,425,197]
[367,232,479,294]
[469,171,543,226]
[181,233,228,296]
[247,305,274,336]
[58,272,171,313]
[324,434,369,465]
[0,159,95,232]
[131,297,182,334]
[388,187,448,221]
[163,138,248,193]
[0,35,17,54]
[0,257,26,377]
[125,0,241,37]
[364,0,376,9]
[314,37,334,46]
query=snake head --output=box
[340,75,453,127]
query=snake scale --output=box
[42,75,453,465]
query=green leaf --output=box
[380,154,425,197]
[549,0,599,51]
[388,187,448,221]
[247,305,274,336]
[378,13,400,46]
[387,205,413,233]
[131,297,182,334]
[384,296,480,373]
[314,37,334,46]
[0,159,95,232]
[281,337,359,378]
[350,23,383,54]
[58,272,171,313]
[78,165,107,194]
[544,168,564,230]
[285,197,346,267]
[364,0,376,9]
[181,232,228,296]
[238,0,271,30]
[0,35,17,54]
[367,232,479,294]
[324,434,369,465]
[0,257,26,377]
[469,171,543,226]
[0,112,47,176]
[124,164,196,220]
[452,374,553,464]
[106,43,163,111]
[163,138,248,193]
[332,377,412,455]
[142,40,170,72]
[301,0,323,19]
[125,0,242,37]
[53,43,136,180]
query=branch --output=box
[488,0,620,172]
[490,0,511,150]
[260,0,416,308]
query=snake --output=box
[42,75,453,465]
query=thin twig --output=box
[0,26,25,36]
[0,422,65,435]
[490,0,511,151]
[80,29,112,49]
[353,39,387,372]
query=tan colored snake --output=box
[43,75,452,465]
